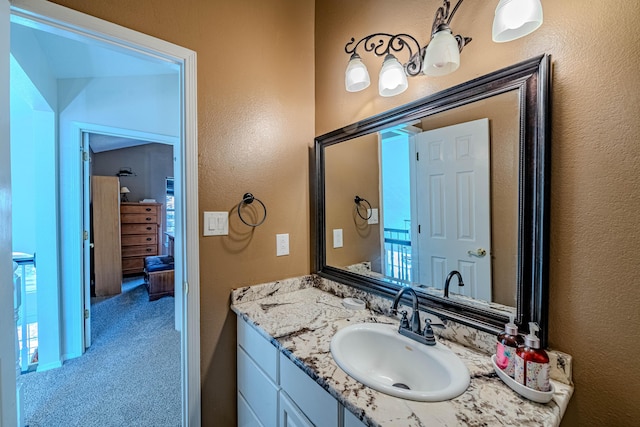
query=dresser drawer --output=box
[121,234,157,246]
[122,257,145,273]
[121,245,157,257]
[121,213,158,224]
[120,204,159,215]
[121,223,156,235]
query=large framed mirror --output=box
[314,55,551,346]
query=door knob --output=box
[467,248,486,257]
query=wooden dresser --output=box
[120,202,163,275]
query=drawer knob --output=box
[145,208,151,211]
[146,227,152,230]
[146,248,152,252]
[146,237,152,241]
[146,217,152,221]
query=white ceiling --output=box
[13,22,178,79]
[11,22,178,152]
[88,134,160,153]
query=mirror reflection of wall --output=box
[325,134,382,273]
[324,89,520,308]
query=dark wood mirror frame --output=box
[314,54,551,346]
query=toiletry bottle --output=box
[496,314,524,377]
[515,322,550,391]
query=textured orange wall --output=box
[316,0,640,425]
[44,0,640,425]
[51,0,314,424]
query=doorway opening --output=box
[6,1,201,425]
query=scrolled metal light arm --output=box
[344,0,471,78]
[345,32,424,77]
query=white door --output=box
[414,118,492,300]
[82,133,91,349]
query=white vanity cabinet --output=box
[237,316,366,427]
[237,318,279,426]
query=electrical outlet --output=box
[333,229,343,248]
[367,208,379,224]
[276,233,289,256]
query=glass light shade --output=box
[345,54,370,92]
[492,0,543,42]
[378,54,408,97]
[422,29,460,77]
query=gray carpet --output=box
[17,277,181,427]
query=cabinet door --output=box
[279,392,314,427]
[238,392,264,427]
[280,353,338,426]
[344,406,367,427]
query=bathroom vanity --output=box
[231,275,573,427]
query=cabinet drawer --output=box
[121,213,158,224]
[238,346,278,427]
[122,257,145,272]
[121,223,156,235]
[121,245,157,257]
[120,204,159,215]
[121,234,157,246]
[280,353,338,426]
[344,407,367,427]
[237,319,278,382]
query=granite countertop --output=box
[230,276,574,427]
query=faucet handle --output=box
[422,322,436,345]
[399,310,410,329]
[422,319,439,345]
[427,320,446,329]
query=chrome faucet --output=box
[444,270,464,298]
[391,287,443,346]
[391,286,421,333]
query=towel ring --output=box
[238,193,267,227]
[354,195,372,220]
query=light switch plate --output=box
[333,229,343,248]
[367,208,379,224]
[204,211,228,236]
[276,233,289,256]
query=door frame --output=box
[8,0,201,425]
[80,125,181,350]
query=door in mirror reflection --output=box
[379,118,492,300]
[413,119,491,300]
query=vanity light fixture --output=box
[344,0,470,96]
[422,0,471,76]
[492,0,543,43]
[344,0,544,96]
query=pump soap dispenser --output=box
[515,322,550,392]
[496,314,524,378]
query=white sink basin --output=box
[330,323,470,401]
